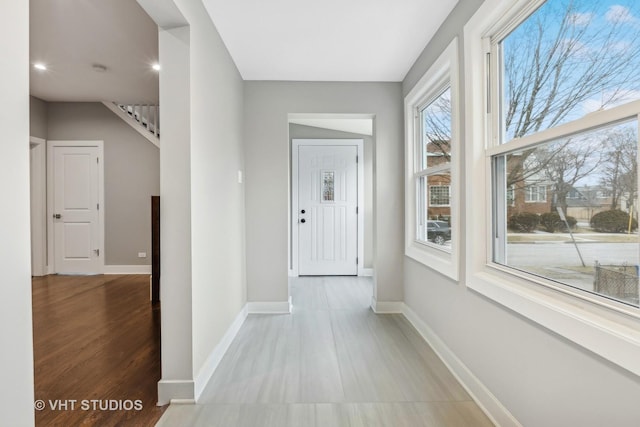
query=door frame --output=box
[47,140,105,274]
[30,137,47,276]
[291,139,364,276]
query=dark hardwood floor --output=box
[32,274,166,426]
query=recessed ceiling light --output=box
[34,63,47,71]
[92,64,108,73]
[152,63,161,72]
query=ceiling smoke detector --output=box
[92,64,108,73]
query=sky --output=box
[501,0,640,140]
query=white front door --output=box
[52,145,102,274]
[297,145,358,275]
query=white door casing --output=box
[48,141,104,274]
[293,140,363,276]
[30,137,47,276]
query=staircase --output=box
[102,102,160,148]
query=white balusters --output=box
[114,102,160,139]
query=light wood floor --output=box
[156,276,494,427]
[32,274,166,426]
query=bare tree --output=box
[423,88,452,162]
[600,127,638,209]
[501,0,640,192]
[530,140,603,212]
[504,0,640,140]
[517,138,600,211]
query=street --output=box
[506,242,639,267]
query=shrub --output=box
[590,209,638,233]
[540,212,577,233]
[508,212,540,232]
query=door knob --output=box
[53,214,62,219]
[300,219,306,223]
[301,209,306,214]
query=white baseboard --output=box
[103,265,152,275]
[157,380,195,406]
[194,305,248,400]
[247,298,292,314]
[359,268,374,277]
[402,304,521,427]
[370,296,404,314]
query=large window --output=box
[465,0,640,380]
[417,87,453,248]
[405,40,459,279]
[489,0,640,309]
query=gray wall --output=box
[244,82,403,304]
[47,102,159,266]
[402,1,640,426]
[289,123,373,269]
[29,96,48,139]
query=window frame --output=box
[464,0,640,377]
[524,184,546,203]
[404,39,460,280]
[429,184,451,207]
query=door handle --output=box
[301,209,306,214]
[300,219,306,223]
[53,214,62,219]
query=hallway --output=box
[157,277,493,426]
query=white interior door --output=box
[52,145,101,274]
[297,145,358,275]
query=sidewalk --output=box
[508,231,639,244]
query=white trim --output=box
[194,305,249,400]
[47,140,105,275]
[404,39,460,281]
[103,265,152,275]
[370,296,404,314]
[247,298,292,314]
[486,100,640,157]
[402,304,521,427]
[291,139,365,277]
[464,0,640,378]
[101,101,160,149]
[360,268,374,277]
[29,136,47,276]
[136,0,188,29]
[157,380,195,406]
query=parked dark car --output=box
[427,220,451,245]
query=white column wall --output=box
[0,0,35,425]
[157,25,194,404]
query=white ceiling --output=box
[29,0,458,102]
[202,0,459,81]
[30,0,159,103]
